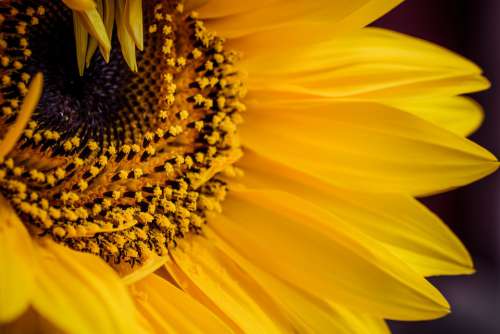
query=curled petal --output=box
[0,73,43,161]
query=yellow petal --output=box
[0,73,43,162]
[32,240,142,334]
[121,255,168,285]
[73,12,89,76]
[131,274,232,334]
[244,27,481,75]
[249,73,488,103]
[228,3,403,56]
[163,257,241,332]
[327,304,390,334]
[102,0,116,38]
[242,101,497,195]
[78,8,111,62]
[211,190,451,320]
[385,96,483,137]
[63,0,96,11]
[204,0,402,39]
[244,28,489,99]
[84,1,101,67]
[116,0,138,72]
[86,0,115,67]
[0,196,35,323]
[207,227,391,333]
[167,236,293,333]
[125,0,144,51]
[236,150,474,276]
[197,0,277,19]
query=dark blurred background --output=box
[373,1,500,333]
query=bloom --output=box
[0,0,497,333]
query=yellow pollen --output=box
[0,0,245,273]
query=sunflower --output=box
[0,0,497,333]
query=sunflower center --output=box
[0,0,244,274]
[29,6,131,142]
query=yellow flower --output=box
[0,0,498,333]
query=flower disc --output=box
[0,0,244,274]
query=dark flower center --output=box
[27,2,135,147]
[0,0,244,275]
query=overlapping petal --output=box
[0,198,143,333]
[32,240,143,334]
[85,0,115,67]
[125,0,144,51]
[67,0,143,72]
[207,228,391,333]
[116,0,138,71]
[242,101,497,195]
[167,236,292,333]
[131,274,232,334]
[243,28,488,101]
[210,189,451,320]
[385,96,484,137]
[236,150,474,276]
[1,1,496,333]
[76,8,112,62]
[199,0,402,39]
[0,197,36,323]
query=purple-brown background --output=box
[373,0,500,333]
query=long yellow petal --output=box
[85,0,115,67]
[204,0,402,39]
[116,0,138,71]
[125,0,144,51]
[246,94,485,140]
[0,73,43,162]
[102,0,116,39]
[78,8,111,62]
[228,2,403,55]
[131,274,232,334]
[243,27,480,74]
[242,101,497,195]
[236,150,474,276]
[243,28,488,99]
[63,0,96,11]
[0,196,35,323]
[197,0,277,19]
[32,240,142,334]
[167,236,293,333]
[207,227,391,333]
[211,190,450,320]
[73,11,89,76]
[385,96,483,137]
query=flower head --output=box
[0,0,497,333]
